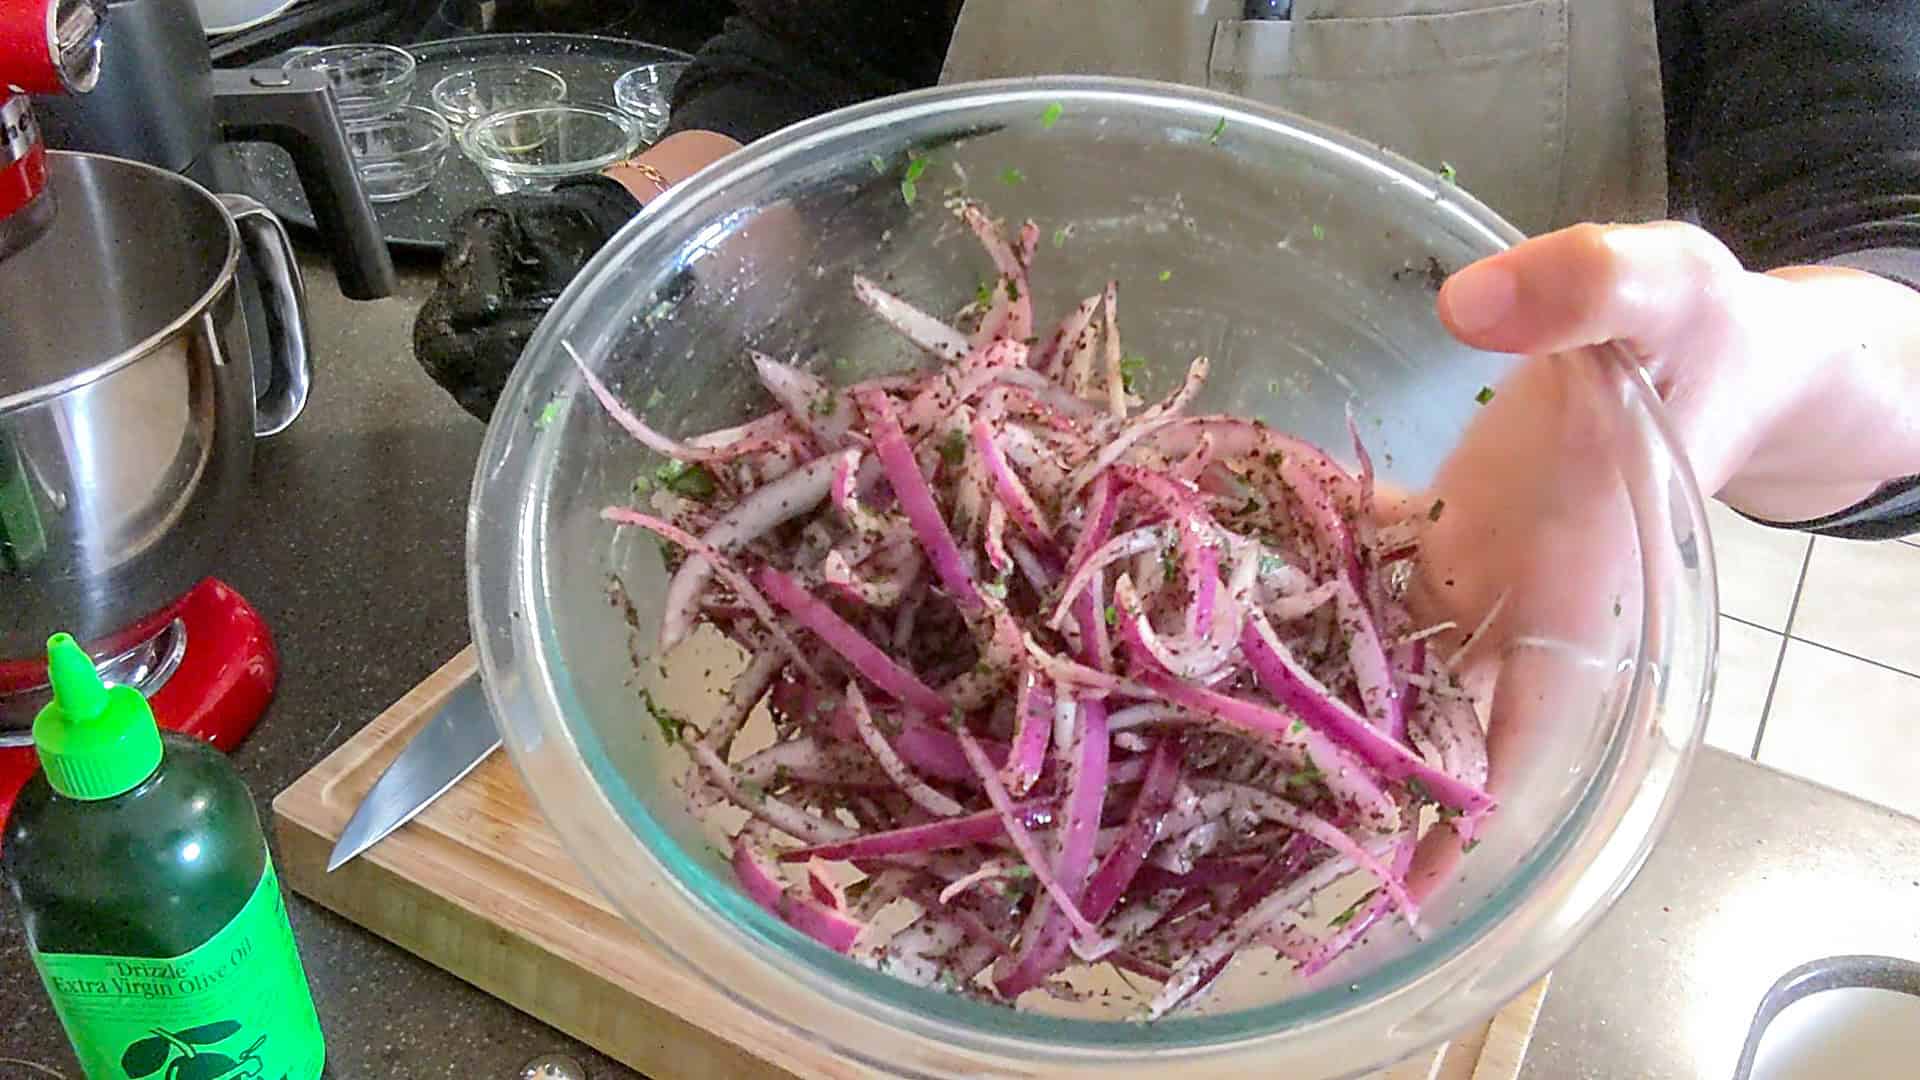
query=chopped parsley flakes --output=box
[640,687,688,745]
[1474,385,1496,405]
[1329,889,1379,928]
[939,429,968,467]
[655,460,717,500]
[1040,102,1064,129]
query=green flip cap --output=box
[33,632,163,800]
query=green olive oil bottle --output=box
[2,634,326,1080]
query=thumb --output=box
[1436,221,1743,361]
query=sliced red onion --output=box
[1334,578,1400,733]
[901,338,1027,439]
[995,367,1105,420]
[1112,575,1239,683]
[1173,432,1216,484]
[956,727,1109,948]
[971,418,1056,548]
[1049,524,1170,629]
[1035,293,1102,375]
[783,798,1053,863]
[735,733,891,786]
[1268,580,1340,621]
[817,699,1009,784]
[1098,282,1126,417]
[1062,356,1212,496]
[1194,779,1416,923]
[983,500,1013,577]
[701,651,785,755]
[1412,690,1492,796]
[1006,537,1057,595]
[1111,465,1222,637]
[602,235,1505,1014]
[1003,669,1053,795]
[569,341,762,463]
[732,835,865,953]
[852,274,969,360]
[993,696,1110,996]
[691,741,852,845]
[1296,835,1414,979]
[1147,842,1363,1018]
[807,858,848,910]
[652,451,840,652]
[754,566,948,716]
[847,683,966,817]
[857,388,985,610]
[602,509,825,685]
[1080,739,1182,925]
[963,205,1033,342]
[752,350,853,447]
[1240,612,1494,817]
[1140,673,1401,834]
[938,861,1020,905]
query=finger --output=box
[1436,221,1742,358]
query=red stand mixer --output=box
[0,0,301,821]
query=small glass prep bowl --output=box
[457,103,640,194]
[612,60,689,144]
[282,43,416,124]
[469,78,1715,1077]
[430,64,569,129]
[343,105,450,203]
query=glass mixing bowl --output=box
[469,78,1715,1077]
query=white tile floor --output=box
[1709,506,1920,820]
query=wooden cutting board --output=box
[272,649,1549,1080]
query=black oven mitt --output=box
[413,175,641,422]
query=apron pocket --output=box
[1208,0,1570,234]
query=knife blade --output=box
[327,673,497,872]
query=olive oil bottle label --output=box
[28,857,325,1080]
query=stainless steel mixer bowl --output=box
[0,151,307,664]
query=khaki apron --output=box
[940,0,1665,237]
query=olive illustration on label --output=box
[120,1023,267,1079]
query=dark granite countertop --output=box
[0,254,636,1080]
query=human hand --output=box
[413,176,641,421]
[1395,221,1920,890]
[414,132,742,422]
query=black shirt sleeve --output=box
[1658,1,1920,278]
[666,1,961,145]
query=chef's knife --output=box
[327,672,497,872]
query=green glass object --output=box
[3,635,326,1080]
[0,432,47,573]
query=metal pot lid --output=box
[0,151,239,412]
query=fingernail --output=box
[1439,261,1518,334]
